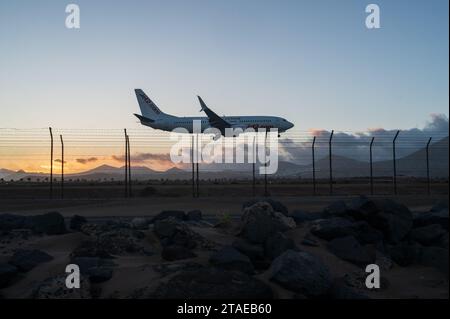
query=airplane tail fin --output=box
[197,95,208,112]
[134,89,167,119]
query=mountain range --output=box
[1,137,447,181]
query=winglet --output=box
[197,95,208,112]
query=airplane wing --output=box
[197,96,232,132]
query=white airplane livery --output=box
[134,89,294,136]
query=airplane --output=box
[133,89,294,137]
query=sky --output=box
[0,0,448,173]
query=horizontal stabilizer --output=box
[134,113,155,123]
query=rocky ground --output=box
[0,196,448,299]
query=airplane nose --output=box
[288,121,294,129]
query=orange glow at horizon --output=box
[0,157,180,174]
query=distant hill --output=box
[296,136,449,179]
[375,136,449,178]
[297,155,373,178]
[0,168,15,179]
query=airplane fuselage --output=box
[141,115,293,133]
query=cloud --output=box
[280,113,449,164]
[112,153,172,163]
[424,113,449,132]
[111,152,182,171]
[54,159,67,164]
[76,157,98,164]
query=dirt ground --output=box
[0,180,448,200]
[1,194,448,219]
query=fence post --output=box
[124,129,128,198]
[392,130,400,195]
[49,127,53,199]
[312,136,316,195]
[370,137,375,195]
[264,131,268,197]
[252,135,256,197]
[60,134,64,199]
[191,135,195,197]
[127,134,132,197]
[426,137,432,195]
[196,133,199,197]
[329,130,334,195]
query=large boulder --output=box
[327,236,373,266]
[231,238,267,269]
[150,210,185,223]
[153,217,207,249]
[387,242,421,266]
[349,199,413,243]
[186,210,202,221]
[418,246,449,275]
[239,202,295,244]
[265,232,297,260]
[0,263,18,288]
[9,249,53,272]
[161,245,197,261]
[150,267,273,299]
[289,210,323,224]
[26,212,66,235]
[243,198,289,216]
[430,200,449,213]
[413,210,449,231]
[209,246,254,274]
[270,250,332,297]
[322,201,349,218]
[232,238,265,261]
[410,224,447,246]
[0,214,27,231]
[346,196,380,218]
[130,217,150,230]
[0,212,66,235]
[352,221,384,244]
[310,217,355,240]
[69,215,87,231]
[372,199,413,243]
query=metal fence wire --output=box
[0,128,448,199]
